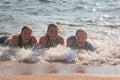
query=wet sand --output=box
[0,61,120,80]
[0,61,85,76]
[0,74,120,80]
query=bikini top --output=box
[18,35,32,48]
[46,35,61,48]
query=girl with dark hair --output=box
[11,26,37,48]
[0,26,37,48]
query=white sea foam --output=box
[45,45,78,63]
[0,37,120,66]
[0,45,78,63]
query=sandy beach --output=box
[0,61,119,80]
[0,73,120,80]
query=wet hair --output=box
[75,29,87,39]
[19,26,32,47]
[47,24,58,33]
[20,26,32,34]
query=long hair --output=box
[18,26,32,47]
[45,24,59,37]
[47,24,58,33]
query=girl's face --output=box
[76,31,87,45]
[47,27,58,40]
[21,28,32,43]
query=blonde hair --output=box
[47,24,58,33]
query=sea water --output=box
[0,0,120,76]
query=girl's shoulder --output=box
[31,35,37,40]
[39,35,48,44]
[12,34,19,39]
[39,35,47,40]
[85,41,93,46]
[57,35,64,40]
[85,41,96,51]
[67,36,75,41]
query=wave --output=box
[38,0,52,2]
[0,45,78,63]
[0,41,120,66]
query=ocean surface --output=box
[0,0,120,76]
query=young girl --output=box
[11,26,37,48]
[39,24,64,48]
[0,26,37,48]
[67,29,95,51]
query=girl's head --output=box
[47,24,59,40]
[75,29,87,45]
[20,26,32,43]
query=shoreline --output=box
[0,73,120,80]
[0,61,120,77]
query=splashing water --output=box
[0,45,78,63]
[45,45,78,63]
[0,46,42,63]
[77,39,120,66]
[0,0,120,76]
[0,39,119,66]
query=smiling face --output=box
[21,27,32,44]
[47,24,58,41]
[75,30,87,46]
